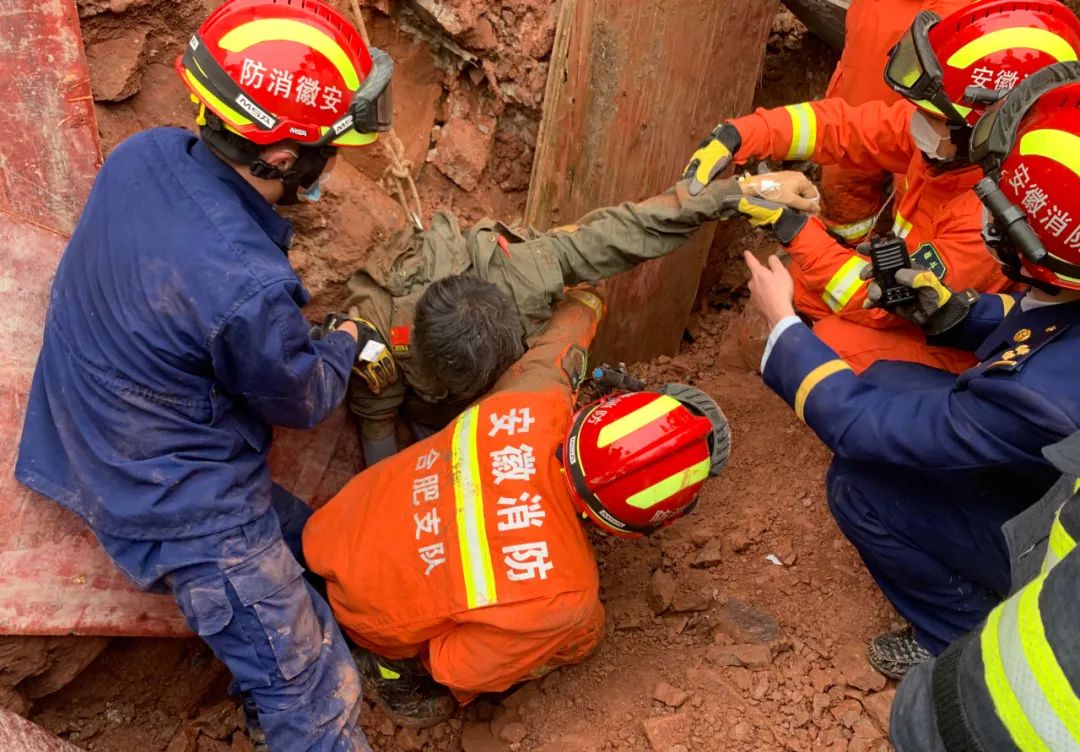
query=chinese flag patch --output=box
[390,325,411,349]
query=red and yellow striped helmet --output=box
[561,386,729,539]
[886,0,1080,127]
[175,0,389,147]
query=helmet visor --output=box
[884,12,942,99]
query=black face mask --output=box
[249,145,336,206]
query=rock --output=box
[861,689,896,734]
[833,641,887,693]
[463,16,498,51]
[831,698,864,729]
[668,746,689,752]
[716,302,770,371]
[193,700,239,740]
[849,717,886,752]
[85,28,149,102]
[691,540,725,569]
[230,735,254,752]
[641,715,691,752]
[652,682,689,708]
[773,538,798,566]
[670,590,712,613]
[196,738,231,752]
[165,728,198,752]
[729,531,751,553]
[647,570,676,614]
[712,599,779,643]
[811,692,832,720]
[499,722,527,744]
[378,719,395,737]
[430,113,495,191]
[460,721,505,752]
[408,0,483,36]
[395,727,424,751]
[689,527,714,548]
[808,667,836,693]
[706,643,772,670]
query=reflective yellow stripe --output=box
[378,664,400,680]
[597,395,680,448]
[823,257,870,313]
[566,289,605,321]
[1043,507,1076,575]
[785,103,817,160]
[982,600,1051,752]
[324,126,379,147]
[999,294,1017,316]
[794,360,852,422]
[892,213,914,238]
[947,28,1078,70]
[183,70,254,128]
[1016,581,1080,748]
[626,457,711,510]
[220,19,361,90]
[914,99,973,120]
[452,407,497,609]
[1020,129,1080,181]
[830,216,876,241]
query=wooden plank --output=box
[526,0,778,363]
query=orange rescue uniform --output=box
[730,96,1019,373]
[304,294,606,702]
[819,0,975,239]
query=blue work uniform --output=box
[762,293,1080,653]
[15,128,370,751]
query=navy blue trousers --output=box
[94,485,369,752]
[826,457,1022,654]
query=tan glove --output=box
[739,171,821,213]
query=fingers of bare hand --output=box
[767,254,785,272]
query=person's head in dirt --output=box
[414,274,528,403]
[884,0,1080,166]
[562,384,730,538]
[175,0,394,205]
[968,60,1080,296]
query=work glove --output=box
[683,123,742,196]
[317,313,400,394]
[738,170,821,213]
[861,266,979,335]
[719,195,809,245]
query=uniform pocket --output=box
[175,573,234,636]
[224,539,323,681]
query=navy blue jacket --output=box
[16,128,356,540]
[763,294,1080,503]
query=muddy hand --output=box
[683,123,742,196]
[740,170,821,213]
[744,250,795,328]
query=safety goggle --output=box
[884,11,971,127]
[182,34,393,147]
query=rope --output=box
[348,0,425,228]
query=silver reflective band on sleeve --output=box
[830,216,876,241]
[982,575,1080,752]
[785,103,818,161]
[892,213,914,239]
[451,406,498,609]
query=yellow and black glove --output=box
[861,266,978,335]
[317,313,399,394]
[719,195,809,245]
[683,123,742,196]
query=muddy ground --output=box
[10,3,904,751]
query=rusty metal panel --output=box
[526,0,777,363]
[0,0,101,235]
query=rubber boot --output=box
[867,628,934,679]
[352,648,456,728]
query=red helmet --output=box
[970,61,1080,289]
[885,0,1080,127]
[175,0,392,147]
[561,385,730,538]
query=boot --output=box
[241,693,270,752]
[867,628,933,679]
[353,648,456,728]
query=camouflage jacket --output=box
[343,177,740,430]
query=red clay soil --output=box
[13,3,905,751]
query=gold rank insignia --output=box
[1047,325,1058,333]
[1014,344,1032,356]
[1013,328,1032,343]
[1001,350,1017,361]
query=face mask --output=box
[298,173,329,203]
[910,110,952,160]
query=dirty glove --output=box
[738,170,821,213]
[861,266,979,335]
[319,313,400,394]
[683,123,742,196]
[719,196,809,245]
